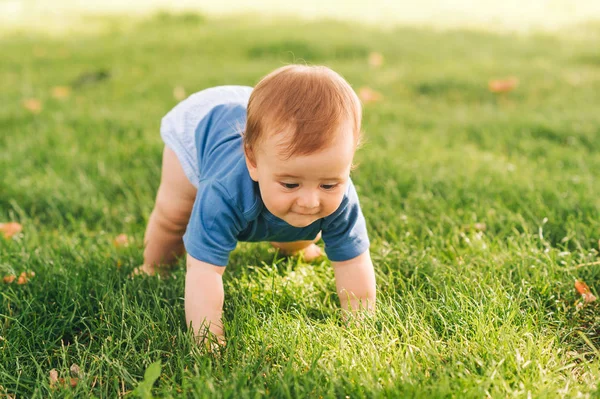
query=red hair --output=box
[244,65,362,158]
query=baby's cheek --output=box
[324,196,343,215]
[271,192,291,213]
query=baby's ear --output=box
[244,145,259,181]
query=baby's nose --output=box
[298,191,319,209]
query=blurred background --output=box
[2,3,600,397]
[2,0,600,32]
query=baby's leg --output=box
[141,147,197,275]
[271,232,323,262]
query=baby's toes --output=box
[130,265,153,278]
[129,264,172,279]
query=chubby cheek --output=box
[322,193,344,216]
[271,195,293,215]
[262,183,293,215]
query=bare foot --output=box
[271,241,324,262]
[301,244,323,262]
[130,264,171,278]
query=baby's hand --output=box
[341,306,373,329]
[203,333,226,353]
[191,328,226,354]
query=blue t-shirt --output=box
[179,102,370,266]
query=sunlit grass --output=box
[1,12,600,398]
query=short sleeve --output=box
[321,181,370,262]
[183,182,244,266]
[159,86,253,187]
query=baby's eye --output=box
[320,184,338,190]
[280,182,299,189]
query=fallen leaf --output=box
[23,99,42,113]
[488,77,518,93]
[49,369,59,388]
[49,369,79,389]
[113,234,130,248]
[51,86,71,99]
[17,272,29,285]
[173,86,186,101]
[368,52,384,68]
[70,364,81,378]
[358,87,383,104]
[0,222,22,239]
[15,271,34,285]
[3,275,16,284]
[575,280,597,303]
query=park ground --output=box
[1,4,600,398]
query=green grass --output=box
[2,12,600,398]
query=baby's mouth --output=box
[294,210,319,216]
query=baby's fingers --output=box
[199,331,226,355]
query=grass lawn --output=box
[1,12,600,398]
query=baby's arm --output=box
[185,254,227,344]
[331,251,376,317]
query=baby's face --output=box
[246,126,355,228]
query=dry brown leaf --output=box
[173,86,186,101]
[0,222,23,239]
[368,52,384,68]
[113,234,130,248]
[52,86,71,99]
[17,272,28,285]
[23,98,42,113]
[488,78,518,93]
[3,275,16,284]
[70,364,81,378]
[358,87,383,104]
[16,271,34,285]
[575,280,597,303]
[49,371,79,389]
[49,369,59,388]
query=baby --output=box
[139,65,377,343]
